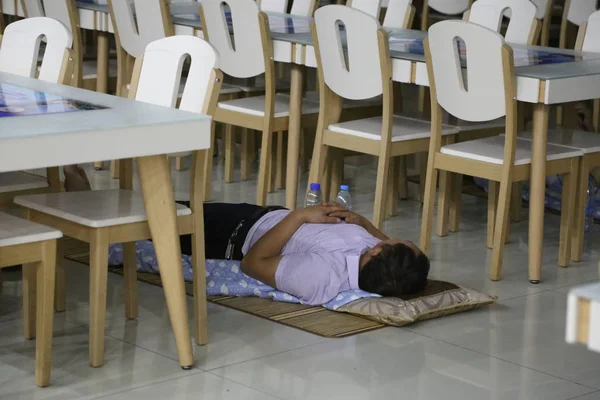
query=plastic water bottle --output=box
[336,185,352,210]
[305,183,323,207]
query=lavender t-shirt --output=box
[241,210,382,305]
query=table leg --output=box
[97,32,109,94]
[286,64,304,210]
[529,103,549,284]
[137,155,193,369]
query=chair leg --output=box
[224,124,235,183]
[268,139,275,194]
[418,153,428,203]
[489,179,513,281]
[22,263,37,340]
[511,182,523,222]
[110,160,120,180]
[54,240,66,312]
[122,242,138,320]
[386,157,399,218]
[449,173,462,233]
[436,170,451,237]
[329,149,343,202]
[240,130,251,181]
[46,167,61,192]
[35,240,56,387]
[256,128,273,206]
[94,161,105,170]
[175,157,185,171]
[373,156,391,229]
[203,130,215,202]
[419,158,438,256]
[572,157,589,262]
[192,228,208,346]
[89,229,109,368]
[398,155,408,201]
[276,131,286,190]
[487,181,499,250]
[559,160,579,267]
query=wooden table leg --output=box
[96,31,109,94]
[137,155,193,369]
[286,64,304,210]
[529,103,549,284]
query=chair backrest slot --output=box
[468,0,537,45]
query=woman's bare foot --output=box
[63,165,91,192]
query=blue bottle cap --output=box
[340,185,349,191]
[310,183,321,191]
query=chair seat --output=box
[82,58,118,80]
[14,189,191,228]
[402,112,506,132]
[217,93,320,118]
[303,91,383,109]
[180,79,241,96]
[0,212,61,247]
[328,115,459,142]
[0,172,48,194]
[441,135,583,166]
[518,128,600,154]
[225,76,291,92]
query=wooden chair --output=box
[531,0,553,46]
[347,0,383,19]
[15,35,223,367]
[383,0,415,29]
[201,0,320,205]
[420,20,582,283]
[0,17,75,210]
[309,5,458,228]
[0,212,60,387]
[560,0,598,49]
[419,0,474,30]
[19,0,43,17]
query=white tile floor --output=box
[1,153,600,400]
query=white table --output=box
[0,71,212,369]
[567,281,600,354]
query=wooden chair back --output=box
[0,17,73,83]
[383,0,414,30]
[290,0,317,16]
[428,0,471,16]
[579,10,600,52]
[468,0,539,45]
[347,0,383,18]
[561,0,599,48]
[260,0,288,13]
[20,0,44,17]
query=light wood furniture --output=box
[419,0,474,30]
[566,282,600,353]
[420,20,582,282]
[0,212,60,387]
[531,0,553,46]
[0,17,75,209]
[15,35,222,368]
[309,5,458,228]
[560,0,598,49]
[201,0,319,206]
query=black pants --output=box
[178,202,284,260]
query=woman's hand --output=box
[294,204,347,224]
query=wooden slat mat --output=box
[62,239,386,338]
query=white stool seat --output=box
[0,172,48,193]
[217,93,320,118]
[179,78,241,96]
[328,115,459,142]
[441,135,584,165]
[82,58,118,80]
[404,112,506,132]
[518,128,600,154]
[14,189,191,228]
[303,91,383,109]
[0,212,62,247]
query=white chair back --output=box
[427,20,507,122]
[531,0,550,19]
[567,0,599,26]
[20,0,44,17]
[582,10,600,52]
[383,0,412,29]
[0,17,72,83]
[135,36,219,113]
[108,0,171,57]
[41,0,72,29]
[290,0,314,16]
[468,0,537,44]
[314,5,383,100]
[259,0,288,13]
[428,0,471,15]
[347,0,383,19]
[201,0,264,79]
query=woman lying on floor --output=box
[178,202,430,306]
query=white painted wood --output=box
[217,93,319,117]
[588,301,600,353]
[41,0,70,30]
[567,0,598,26]
[259,0,288,13]
[531,0,550,19]
[468,0,537,45]
[582,11,600,52]
[440,135,583,165]
[136,36,220,114]
[21,0,44,17]
[428,20,506,122]
[383,0,412,30]
[0,212,61,247]
[109,0,169,57]
[428,0,471,15]
[290,0,313,17]
[328,115,458,142]
[0,18,73,84]
[201,0,264,78]
[14,189,191,228]
[314,5,383,100]
[347,0,382,19]
[0,172,48,193]
[518,127,600,154]
[566,293,580,344]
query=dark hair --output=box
[358,244,430,297]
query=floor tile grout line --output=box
[205,371,288,400]
[568,390,600,400]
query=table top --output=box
[0,72,211,172]
[77,0,200,16]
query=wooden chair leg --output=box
[276,132,286,190]
[487,181,499,250]
[35,240,56,387]
[89,229,109,368]
[46,167,61,192]
[256,129,273,206]
[490,179,513,281]
[436,170,451,237]
[511,182,523,222]
[572,157,589,262]
[398,155,408,200]
[94,161,105,170]
[224,124,235,183]
[449,173,462,233]
[123,242,138,320]
[419,157,438,256]
[54,240,66,312]
[268,138,275,194]
[329,149,343,202]
[418,152,428,203]
[204,136,214,202]
[373,155,391,229]
[175,157,185,171]
[240,130,251,181]
[22,263,37,340]
[559,160,580,267]
[387,157,399,218]
[192,227,208,346]
[110,160,120,180]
